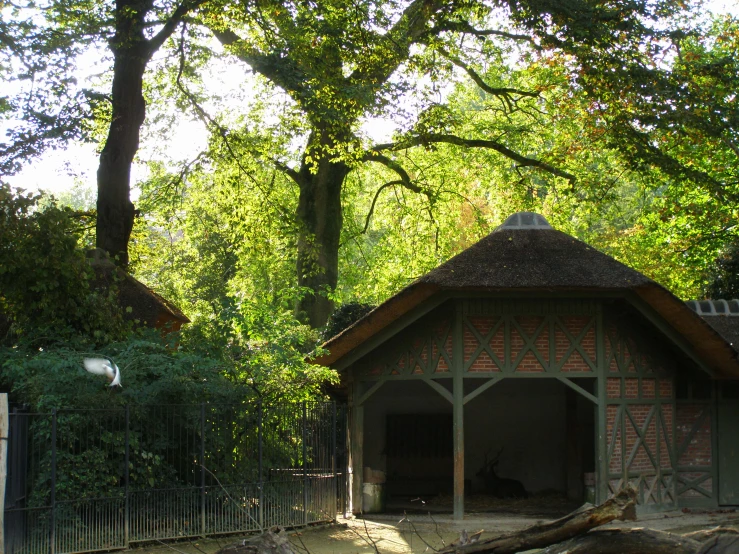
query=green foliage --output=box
[322,302,375,341]
[0,181,336,409]
[0,184,125,344]
[705,243,739,300]
[130,163,338,402]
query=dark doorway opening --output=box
[385,413,453,497]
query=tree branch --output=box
[362,152,422,193]
[352,152,432,237]
[373,134,576,183]
[348,0,444,96]
[436,46,538,112]
[434,21,542,49]
[174,29,295,222]
[273,159,303,187]
[210,27,308,97]
[146,0,207,55]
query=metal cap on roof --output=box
[686,299,739,316]
[496,212,552,231]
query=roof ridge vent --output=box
[496,211,552,231]
[686,299,739,315]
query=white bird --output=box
[83,358,122,387]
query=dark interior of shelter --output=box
[361,378,596,514]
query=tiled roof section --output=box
[686,299,739,316]
[687,300,739,352]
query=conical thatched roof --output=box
[416,225,650,291]
[316,213,739,379]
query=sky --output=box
[4,0,738,202]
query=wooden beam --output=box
[423,378,454,404]
[596,305,609,504]
[565,387,584,501]
[453,301,464,520]
[334,293,451,371]
[557,376,599,405]
[463,376,503,405]
[0,393,6,550]
[358,381,385,406]
[350,380,364,515]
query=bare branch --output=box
[398,513,440,553]
[362,152,422,193]
[373,134,576,183]
[434,21,541,49]
[436,46,538,112]
[146,0,207,56]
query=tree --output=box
[188,0,693,327]
[1,0,209,266]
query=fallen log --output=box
[439,488,637,554]
[695,533,739,554]
[216,527,296,554]
[684,526,739,543]
[540,528,702,554]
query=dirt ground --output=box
[130,503,739,554]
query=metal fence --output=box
[4,402,348,554]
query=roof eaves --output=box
[634,285,739,379]
[313,283,440,367]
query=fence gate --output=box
[4,402,347,554]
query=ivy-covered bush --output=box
[0,184,338,513]
[0,184,126,346]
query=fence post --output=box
[331,402,337,517]
[50,408,57,554]
[200,403,206,537]
[124,405,130,547]
[257,401,263,531]
[302,402,308,526]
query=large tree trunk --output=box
[295,131,349,328]
[96,0,150,267]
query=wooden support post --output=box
[0,393,7,552]
[453,302,464,520]
[565,387,583,501]
[350,379,364,514]
[596,306,609,504]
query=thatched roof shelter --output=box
[317,212,739,379]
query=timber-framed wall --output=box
[345,294,728,518]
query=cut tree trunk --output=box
[440,488,637,554]
[295,131,349,328]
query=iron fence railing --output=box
[4,402,348,554]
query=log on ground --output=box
[439,488,637,554]
[540,528,703,554]
[216,527,295,554]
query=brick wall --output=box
[604,325,675,506]
[676,403,713,500]
[463,315,596,373]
